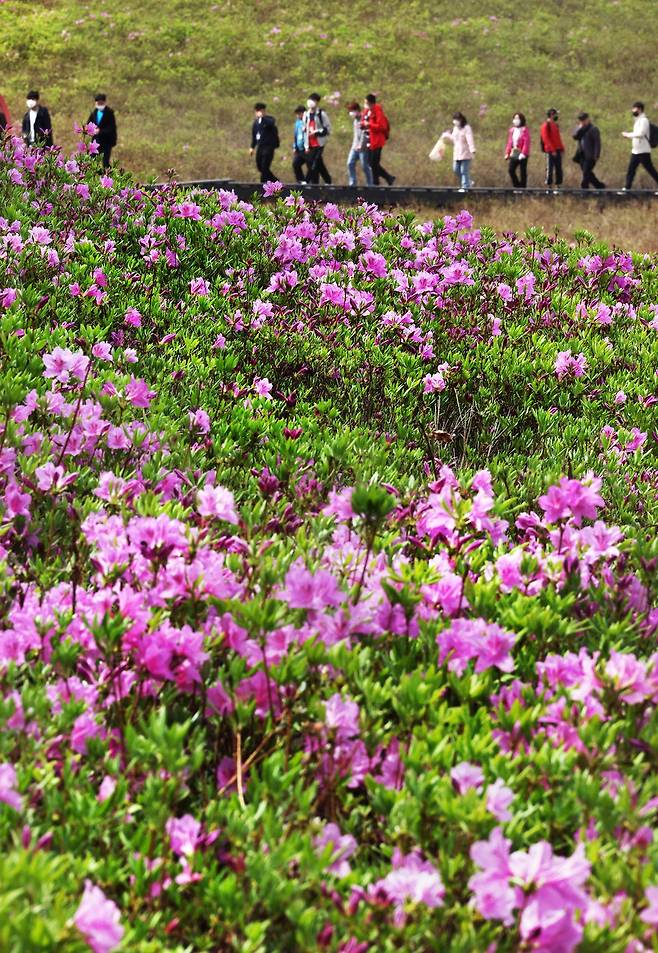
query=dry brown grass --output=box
[412,195,658,255]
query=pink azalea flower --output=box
[370,849,444,925]
[282,560,342,610]
[189,277,209,296]
[42,347,90,384]
[451,761,484,794]
[538,473,603,526]
[437,618,516,675]
[640,885,658,925]
[124,376,156,408]
[262,180,284,196]
[324,694,361,739]
[166,814,202,856]
[123,307,142,327]
[74,881,124,953]
[0,763,22,811]
[0,287,17,308]
[314,822,357,877]
[196,484,239,523]
[253,376,273,399]
[486,779,514,821]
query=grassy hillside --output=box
[1,0,657,187]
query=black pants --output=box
[292,150,307,182]
[545,151,563,185]
[508,156,528,188]
[580,158,605,189]
[95,142,112,169]
[625,152,658,189]
[256,146,276,183]
[306,146,332,184]
[368,147,393,185]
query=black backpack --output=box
[648,122,658,149]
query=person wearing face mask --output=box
[504,113,531,188]
[292,105,307,184]
[440,112,475,190]
[572,112,605,189]
[21,91,53,147]
[86,94,117,170]
[346,101,373,187]
[303,93,332,185]
[621,101,658,190]
[250,102,280,183]
[361,94,394,186]
[540,108,565,189]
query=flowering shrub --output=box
[0,134,658,951]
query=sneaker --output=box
[387,175,396,186]
[594,183,606,190]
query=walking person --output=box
[361,93,394,186]
[250,102,279,183]
[0,94,11,135]
[303,94,332,184]
[572,112,605,189]
[621,101,658,190]
[21,91,53,147]
[440,112,475,190]
[504,112,530,188]
[87,94,117,170]
[292,105,307,183]
[540,108,564,187]
[346,101,373,186]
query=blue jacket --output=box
[293,117,305,151]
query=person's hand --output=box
[249,147,254,154]
[504,153,509,160]
[519,153,526,160]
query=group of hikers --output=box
[0,90,117,169]
[255,94,658,191]
[252,92,394,187]
[2,86,657,192]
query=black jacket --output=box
[86,106,117,147]
[22,106,54,146]
[251,115,279,150]
[573,123,601,161]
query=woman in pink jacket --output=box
[440,112,476,189]
[504,112,531,188]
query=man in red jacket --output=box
[362,94,395,186]
[540,108,565,188]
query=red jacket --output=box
[505,126,531,158]
[362,103,389,150]
[540,120,564,153]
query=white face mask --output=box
[95,104,106,111]
[512,118,521,127]
[307,99,316,110]
[453,119,460,126]
[26,100,37,109]
[349,111,358,118]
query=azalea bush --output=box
[1,133,658,952]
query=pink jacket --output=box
[442,124,475,160]
[505,126,531,158]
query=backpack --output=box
[316,108,329,137]
[648,122,658,149]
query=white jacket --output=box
[303,107,332,149]
[623,114,651,155]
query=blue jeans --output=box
[347,148,373,186]
[453,159,472,189]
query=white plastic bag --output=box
[429,138,445,161]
